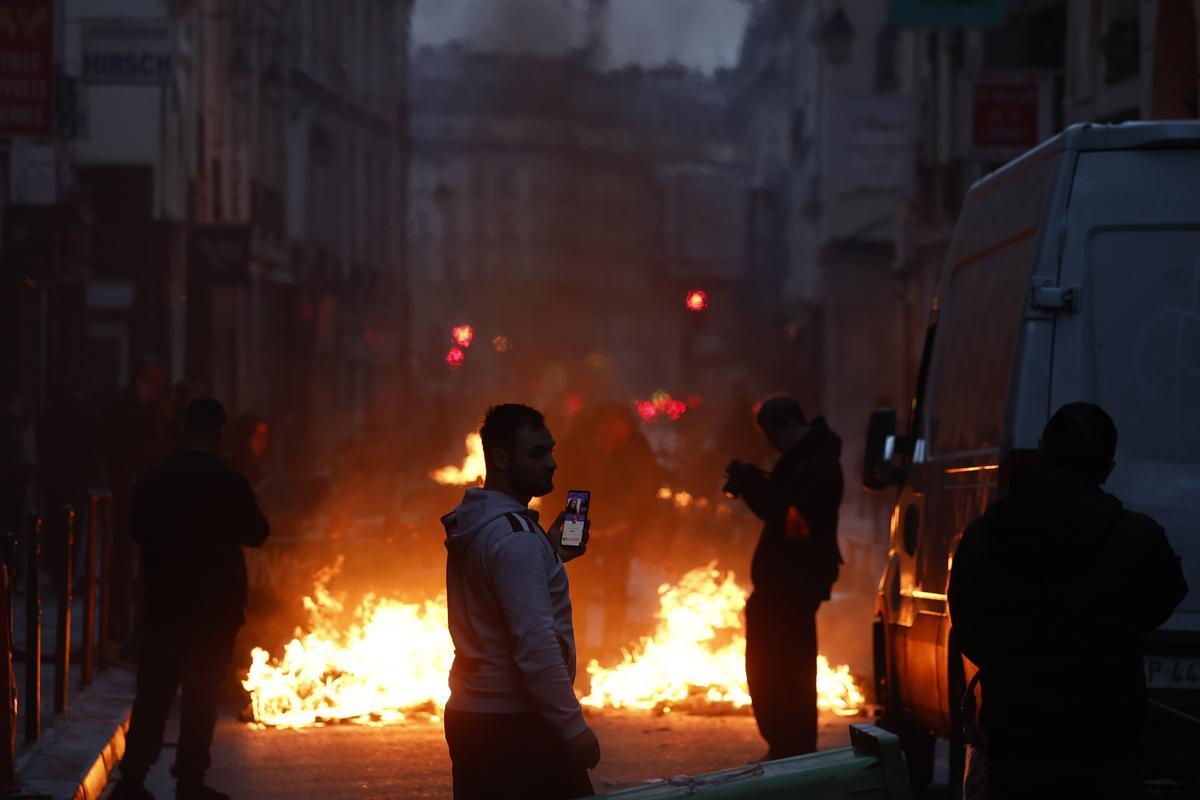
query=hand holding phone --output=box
[561,490,590,546]
[546,490,591,561]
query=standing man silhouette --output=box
[110,399,269,800]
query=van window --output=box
[926,153,1059,455]
[1090,229,1200,464]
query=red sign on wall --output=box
[973,82,1039,149]
[0,0,54,137]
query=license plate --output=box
[1144,656,1200,689]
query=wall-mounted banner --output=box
[0,0,54,136]
[830,95,918,195]
[82,19,175,85]
[891,0,1006,27]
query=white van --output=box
[862,121,1200,786]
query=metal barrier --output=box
[0,532,19,793]
[80,492,101,687]
[24,516,41,744]
[0,490,116,776]
[97,491,112,671]
[53,505,73,715]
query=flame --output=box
[244,562,862,729]
[582,564,864,717]
[242,562,453,727]
[431,432,486,485]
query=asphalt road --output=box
[110,706,1200,799]
[120,706,859,799]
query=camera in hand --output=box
[723,460,749,498]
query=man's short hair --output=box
[480,404,546,459]
[184,398,227,437]
[756,394,807,430]
[1041,402,1117,484]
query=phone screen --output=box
[561,490,590,547]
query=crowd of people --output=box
[6,361,1189,800]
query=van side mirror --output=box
[863,408,900,490]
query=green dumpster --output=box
[590,724,912,800]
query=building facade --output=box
[727,0,1200,592]
[1,0,413,473]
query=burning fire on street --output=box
[243,562,864,728]
[581,564,865,717]
[242,560,454,727]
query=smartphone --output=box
[561,490,590,547]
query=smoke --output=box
[602,0,751,73]
[412,0,751,74]
[413,0,589,57]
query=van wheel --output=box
[874,617,935,789]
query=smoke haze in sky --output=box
[412,0,751,74]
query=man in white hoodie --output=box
[442,404,600,799]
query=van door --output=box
[1051,145,1200,743]
[1052,147,1200,648]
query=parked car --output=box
[863,121,1200,788]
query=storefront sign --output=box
[82,19,174,85]
[0,0,54,136]
[972,73,1053,155]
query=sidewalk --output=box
[9,582,136,799]
[15,668,133,800]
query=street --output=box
[125,707,858,798]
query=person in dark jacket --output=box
[725,395,844,759]
[948,402,1187,799]
[110,399,269,800]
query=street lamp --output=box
[819,6,856,67]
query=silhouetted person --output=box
[103,356,172,657]
[442,404,599,800]
[545,402,664,661]
[949,403,1187,799]
[110,399,269,800]
[227,413,270,489]
[725,395,843,759]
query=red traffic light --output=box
[445,346,465,368]
[685,290,709,312]
[451,324,475,348]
